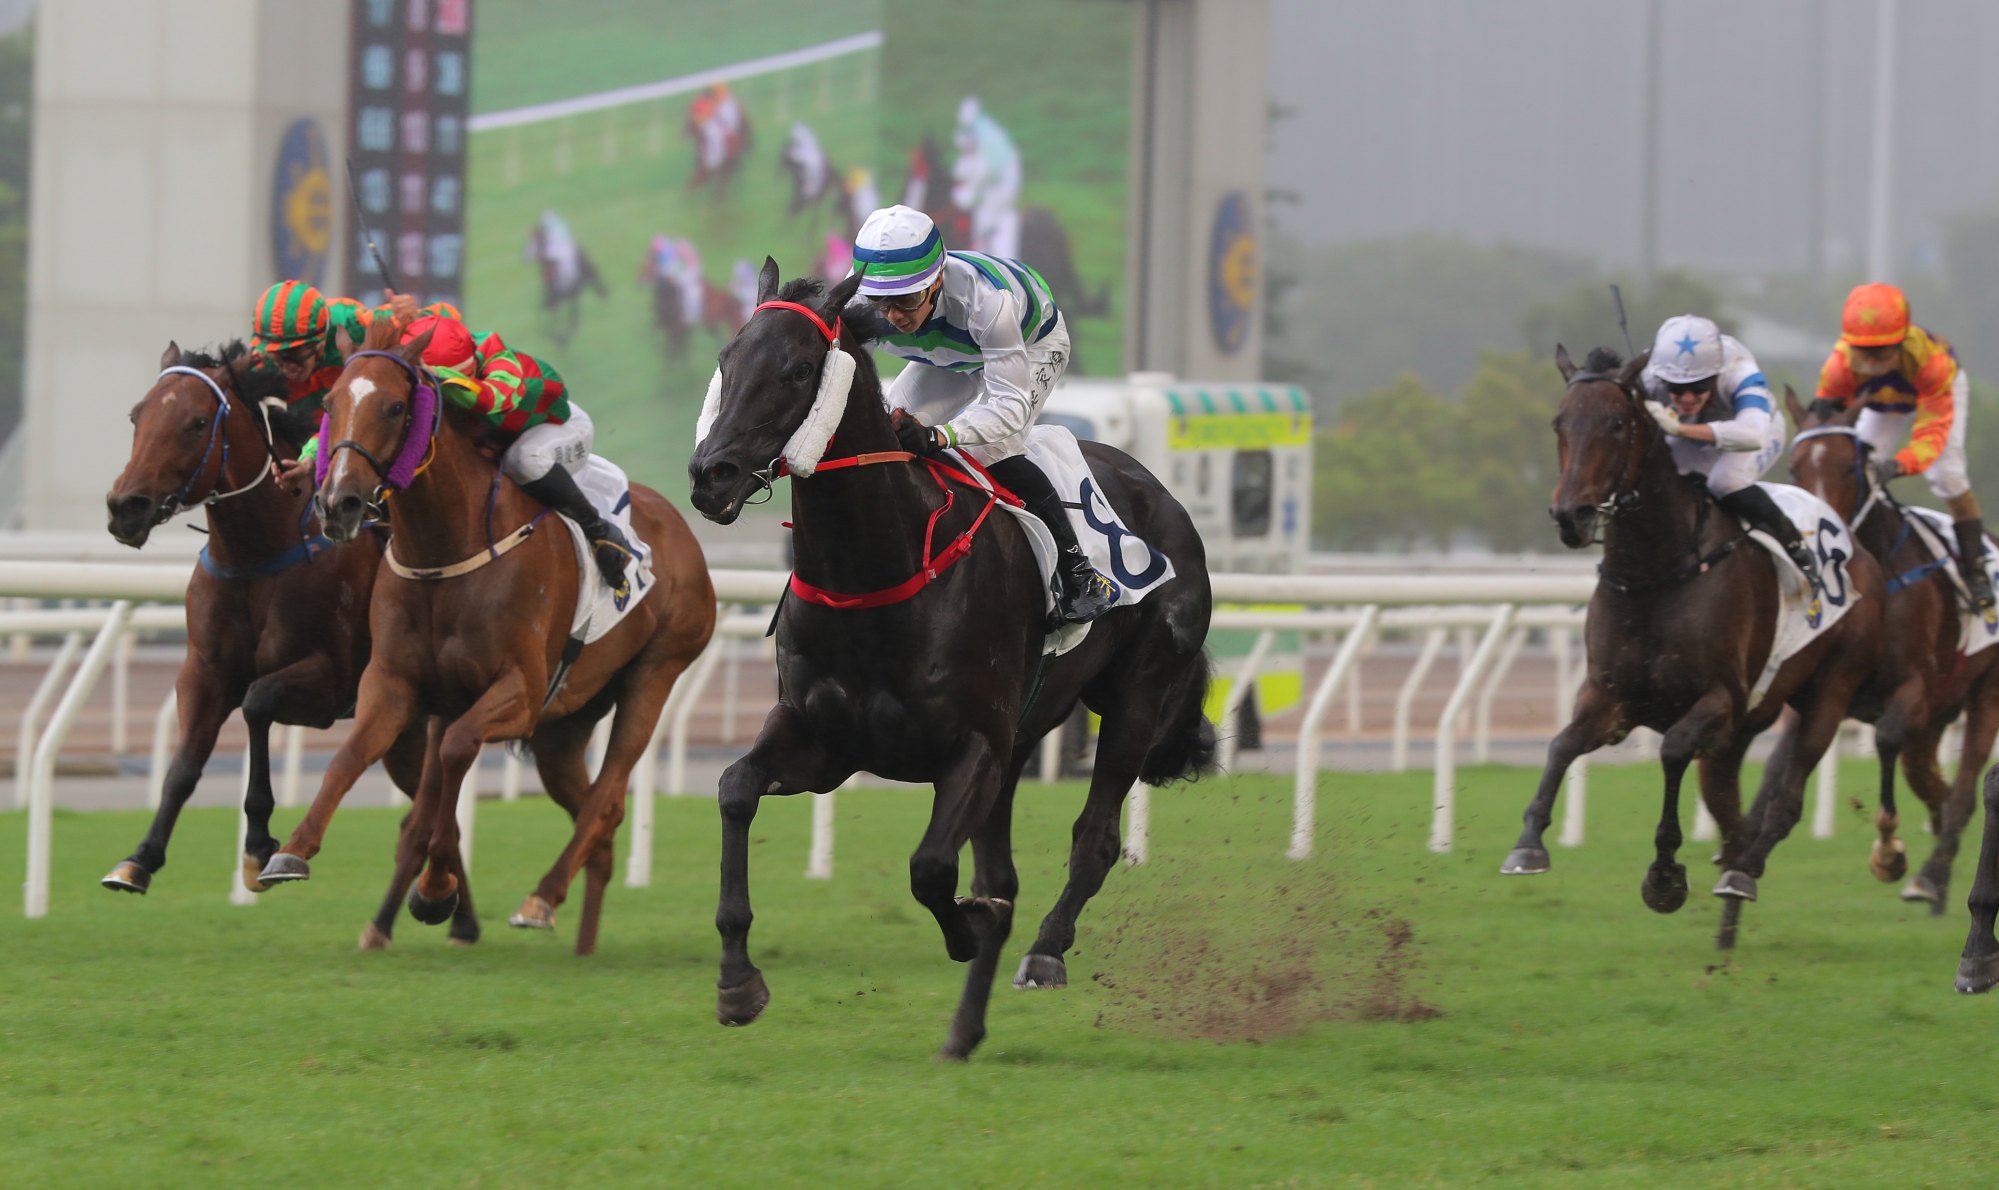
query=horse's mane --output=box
[178,340,318,449]
[1583,347,1623,374]
[776,275,893,345]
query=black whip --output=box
[344,158,397,293]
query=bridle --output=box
[148,364,277,527]
[1790,424,1886,527]
[1562,368,1648,534]
[320,349,441,523]
[728,298,849,505]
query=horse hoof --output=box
[1901,874,1941,904]
[1712,870,1758,901]
[259,853,310,885]
[239,855,272,894]
[1640,862,1688,914]
[100,861,151,894]
[507,894,556,930]
[1499,847,1550,875]
[1869,838,1909,883]
[937,1028,985,1062]
[1013,953,1068,990]
[357,923,392,952]
[407,881,459,926]
[717,971,771,1026]
[1957,953,1999,994]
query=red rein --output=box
[751,298,1019,610]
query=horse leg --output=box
[236,656,343,891]
[1956,764,1999,992]
[523,656,688,940]
[575,838,615,959]
[942,762,1025,1062]
[910,735,1007,965]
[1721,690,1853,905]
[1643,688,1736,914]
[262,668,417,883]
[1914,689,1998,913]
[508,715,594,941]
[715,705,851,1027]
[1892,720,1947,902]
[103,664,238,893]
[412,670,537,919]
[1502,682,1626,875]
[360,722,459,950]
[1017,694,1167,989]
[1868,683,1923,884]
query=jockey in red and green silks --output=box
[394,314,635,594]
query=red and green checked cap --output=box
[852,205,945,297]
[251,281,329,347]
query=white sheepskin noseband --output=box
[691,331,856,479]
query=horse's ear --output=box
[333,325,357,360]
[1617,348,1650,388]
[398,327,435,367]
[757,256,781,304]
[1783,384,1807,426]
[825,268,864,316]
[159,341,182,370]
[1554,343,1575,381]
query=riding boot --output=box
[1719,485,1822,596]
[519,466,635,596]
[1953,518,1997,613]
[986,455,1121,624]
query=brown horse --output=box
[1786,388,1999,913]
[100,343,472,941]
[254,318,715,955]
[1503,347,1883,949]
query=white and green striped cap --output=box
[852,205,945,297]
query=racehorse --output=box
[526,219,608,350]
[254,316,716,956]
[101,343,472,946]
[1503,347,1883,949]
[686,92,751,193]
[1786,388,1999,913]
[651,270,745,359]
[686,262,1216,1059]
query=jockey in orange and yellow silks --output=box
[1815,282,1993,612]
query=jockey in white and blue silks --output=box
[852,203,1119,624]
[1640,313,1822,592]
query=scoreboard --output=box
[345,0,473,308]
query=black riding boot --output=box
[1719,485,1822,595]
[986,455,1121,624]
[519,466,634,595]
[1953,518,1996,612]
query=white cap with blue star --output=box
[1650,314,1725,384]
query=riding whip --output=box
[1607,284,1639,358]
[343,158,398,293]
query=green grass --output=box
[3,761,1992,1186]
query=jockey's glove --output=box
[1869,456,1903,487]
[895,418,946,457]
[1645,402,1684,437]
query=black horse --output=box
[687,261,1216,1060]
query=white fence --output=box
[0,560,1864,918]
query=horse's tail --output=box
[1138,649,1217,786]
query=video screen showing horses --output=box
[464,0,1132,503]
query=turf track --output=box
[2,761,1993,1185]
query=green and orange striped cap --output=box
[250,281,329,348]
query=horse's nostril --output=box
[704,461,740,485]
[112,495,151,521]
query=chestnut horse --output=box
[687,264,1216,1060]
[1503,347,1883,949]
[255,318,715,956]
[1786,389,1999,913]
[101,343,474,944]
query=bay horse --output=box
[1502,347,1883,949]
[1786,388,1999,913]
[101,343,473,944]
[254,316,715,956]
[686,262,1216,1060]
[651,271,743,359]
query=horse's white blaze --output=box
[348,376,379,404]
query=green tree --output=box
[1457,350,1569,552]
[1313,374,1474,551]
[1519,270,1733,364]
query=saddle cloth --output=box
[555,454,655,645]
[1745,482,1860,708]
[945,424,1177,657]
[1899,505,1999,656]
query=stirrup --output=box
[1057,568,1121,625]
[591,536,634,598]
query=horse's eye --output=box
[790,362,816,384]
[1610,418,1625,433]
[188,418,208,434]
[387,401,406,418]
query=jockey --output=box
[287,314,634,594]
[852,204,1119,624]
[250,278,455,425]
[1815,282,1993,611]
[951,97,1022,259]
[1639,315,1823,593]
[783,122,828,204]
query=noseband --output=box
[1790,424,1884,526]
[150,365,276,526]
[320,349,440,521]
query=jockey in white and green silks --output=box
[853,203,1119,625]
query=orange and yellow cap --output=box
[1840,282,1911,348]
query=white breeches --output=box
[1855,370,1972,500]
[503,403,594,483]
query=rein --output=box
[1790,423,1957,597]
